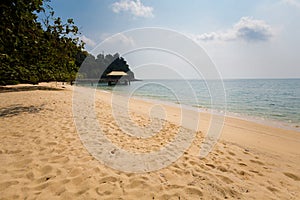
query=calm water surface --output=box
[95,79,300,131]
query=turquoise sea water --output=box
[96,79,300,130]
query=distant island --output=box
[75,52,138,86]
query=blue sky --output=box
[50,0,300,79]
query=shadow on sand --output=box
[0,104,44,118]
[0,86,62,93]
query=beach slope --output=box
[0,84,299,199]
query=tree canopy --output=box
[0,0,86,85]
[0,0,135,85]
[79,53,135,80]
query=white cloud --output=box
[281,0,300,8]
[194,17,274,42]
[112,0,154,18]
[81,35,96,47]
[234,17,273,41]
[106,33,135,47]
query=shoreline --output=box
[1,83,300,199]
[93,87,300,155]
[96,86,300,132]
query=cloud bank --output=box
[112,0,154,18]
[282,0,300,8]
[195,17,274,42]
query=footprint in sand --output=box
[45,141,58,146]
[205,163,216,169]
[11,158,33,168]
[127,179,150,188]
[76,188,89,196]
[99,176,118,184]
[70,176,85,185]
[215,149,224,155]
[217,165,228,172]
[49,156,69,164]
[69,167,83,177]
[26,172,35,180]
[185,187,203,197]
[238,170,247,176]
[40,165,53,174]
[34,182,49,190]
[249,170,264,176]
[5,149,22,154]
[35,176,53,184]
[283,172,300,181]
[216,175,234,184]
[250,159,264,165]
[0,180,19,190]
[267,186,279,193]
[238,162,247,167]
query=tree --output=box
[1,0,44,84]
[0,0,84,85]
[78,52,135,80]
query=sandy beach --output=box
[0,83,299,199]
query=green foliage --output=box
[79,53,135,80]
[0,0,85,85]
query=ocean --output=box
[95,79,300,131]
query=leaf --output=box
[67,18,74,24]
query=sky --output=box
[49,0,300,79]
